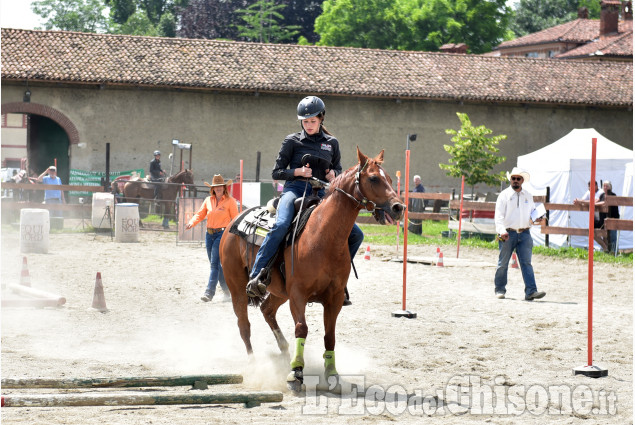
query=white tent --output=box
[517,128,633,250]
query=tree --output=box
[236,0,301,43]
[510,0,600,37]
[105,0,188,37]
[32,0,109,32]
[315,0,407,49]
[178,0,250,40]
[403,0,512,54]
[440,112,507,196]
[314,0,512,53]
[279,0,325,44]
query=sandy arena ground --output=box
[1,227,632,424]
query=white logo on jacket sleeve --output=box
[320,143,332,151]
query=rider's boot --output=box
[246,268,270,298]
[343,286,352,306]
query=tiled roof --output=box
[557,29,633,58]
[1,28,632,107]
[497,19,633,48]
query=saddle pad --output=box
[229,206,277,246]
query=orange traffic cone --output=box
[20,256,31,287]
[437,251,444,267]
[364,245,371,260]
[435,247,440,262]
[91,272,109,312]
[511,252,519,269]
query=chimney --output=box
[623,1,633,20]
[600,0,620,36]
[439,43,468,54]
[578,7,589,19]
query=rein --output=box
[334,160,377,212]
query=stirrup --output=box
[246,269,269,298]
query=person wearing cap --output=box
[149,150,166,199]
[186,175,238,303]
[37,165,65,205]
[494,167,546,301]
[245,95,364,306]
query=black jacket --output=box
[272,130,342,183]
[149,159,164,180]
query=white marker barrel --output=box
[115,203,139,243]
[20,209,50,253]
[91,193,115,229]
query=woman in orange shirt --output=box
[186,174,238,302]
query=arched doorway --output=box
[1,102,79,185]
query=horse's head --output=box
[334,147,405,225]
[170,169,194,185]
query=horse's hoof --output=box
[286,368,303,393]
[287,379,302,393]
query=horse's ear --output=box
[374,150,385,164]
[356,146,368,165]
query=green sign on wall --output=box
[69,169,145,196]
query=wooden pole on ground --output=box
[2,374,243,389]
[8,284,66,306]
[1,391,283,407]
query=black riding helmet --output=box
[297,96,325,120]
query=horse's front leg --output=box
[323,289,345,380]
[287,293,308,392]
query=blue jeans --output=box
[250,180,364,278]
[205,231,228,296]
[494,230,538,296]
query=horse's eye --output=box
[368,175,379,184]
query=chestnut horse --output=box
[122,169,193,228]
[219,148,404,391]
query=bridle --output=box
[334,160,377,212]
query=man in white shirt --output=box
[494,167,546,301]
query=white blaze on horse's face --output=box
[379,169,385,178]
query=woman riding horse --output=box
[245,96,364,306]
[220,97,404,391]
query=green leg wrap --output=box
[290,338,306,369]
[323,350,338,377]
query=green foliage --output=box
[106,0,187,36]
[509,0,600,37]
[236,0,301,43]
[315,0,407,49]
[32,0,109,32]
[440,112,507,192]
[111,9,159,35]
[402,0,512,53]
[105,0,136,24]
[315,0,511,53]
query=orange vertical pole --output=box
[396,171,401,254]
[239,160,244,213]
[402,151,410,311]
[457,176,465,258]
[587,138,597,366]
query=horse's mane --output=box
[324,163,359,199]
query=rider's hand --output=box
[295,164,312,178]
[185,222,192,230]
[325,169,335,182]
